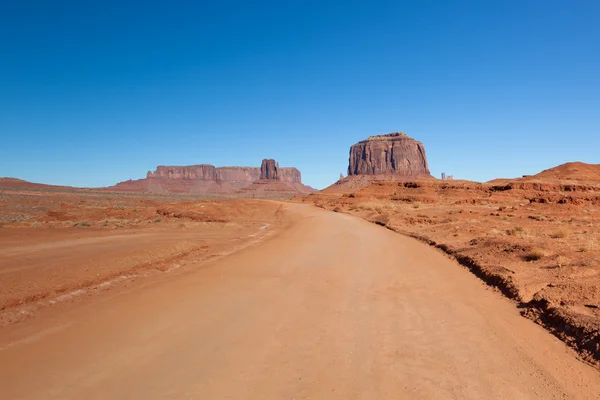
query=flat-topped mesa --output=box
[348,132,431,177]
[112,159,311,195]
[365,132,409,141]
[147,165,266,183]
[147,165,218,180]
[145,163,302,184]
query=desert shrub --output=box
[556,255,570,267]
[523,247,546,261]
[506,226,524,236]
[373,214,390,226]
[528,215,545,221]
[550,229,568,239]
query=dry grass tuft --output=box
[373,214,390,226]
[523,247,546,261]
[506,226,524,236]
[556,255,570,268]
[550,229,568,239]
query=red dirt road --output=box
[1,203,600,399]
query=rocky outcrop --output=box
[146,163,301,184]
[110,159,310,196]
[260,159,279,180]
[147,165,217,181]
[348,132,431,177]
[279,168,302,184]
[217,167,261,183]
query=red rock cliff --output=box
[260,159,279,180]
[147,165,217,180]
[348,132,430,177]
[216,167,261,183]
[145,163,302,184]
[279,168,301,184]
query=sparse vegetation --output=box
[507,226,524,236]
[550,229,568,239]
[528,215,545,221]
[556,255,570,267]
[523,247,546,261]
[373,214,390,226]
[73,221,91,227]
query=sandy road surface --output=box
[1,203,600,399]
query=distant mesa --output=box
[108,159,312,196]
[348,132,431,177]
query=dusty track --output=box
[1,203,600,399]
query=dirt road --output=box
[1,203,599,399]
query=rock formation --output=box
[260,159,279,180]
[109,159,311,196]
[217,167,261,183]
[145,163,302,184]
[348,132,431,177]
[147,165,219,181]
[147,165,262,183]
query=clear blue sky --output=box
[1,0,599,189]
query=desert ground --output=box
[0,188,287,325]
[308,162,600,367]
[1,197,600,399]
[1,182,600,398]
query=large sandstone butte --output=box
[108,160,312,196]
[260,159,279,180]
[348,132,431,177]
